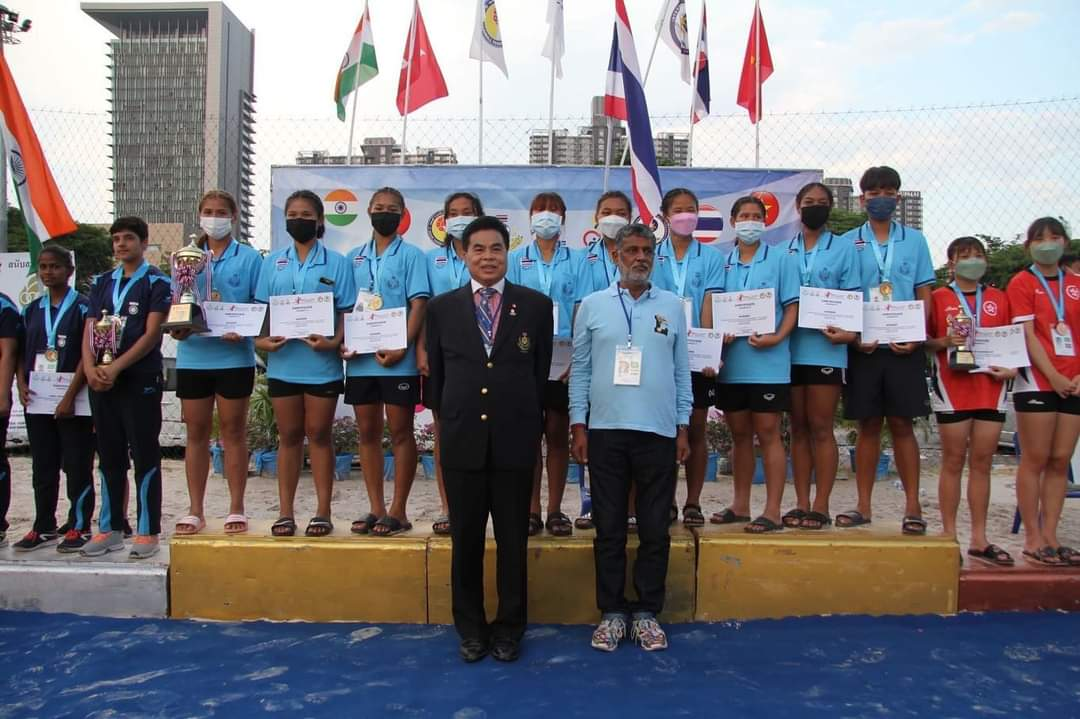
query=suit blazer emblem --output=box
[517,332,531,352]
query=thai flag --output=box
[691,3,710,124]
[603,0,663,225]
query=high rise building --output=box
[295,138,458,166]
[83,1,256,241]
[824,177,855,213]
[823,176,923,229]
[529,96,627,165]
[898,190,924,230]
[654,132,689,166]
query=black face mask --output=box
[800,205,830,231]
[286,218,319,244]
[370,212,401,237]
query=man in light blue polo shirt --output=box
[342,187,431,538]
[839,166,934,536]
[570,223,691,654]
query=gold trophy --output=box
[92,310,120,365]
[948,313,977,371]
[162,235,211,333]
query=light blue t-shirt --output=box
[716,243,801,384]
[569,283,692,438]
[507,242,584,337]
[254,242,355,384]
[425,243,471,297]
[580,239,621,295]
[842,221,934,302]
[651,239,726,327]
[176,239,262,370]
[345,236,431,377]
[785,232,862,369]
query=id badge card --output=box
[682,298,693,328]
[868,287,885,303]
[35,351,58,373]
[551,302,560,335]
[614,346,643,386]
[1053,324,1075,357]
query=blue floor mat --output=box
[1,611,1078,718]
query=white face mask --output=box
[597,215,629,239]
[200,216,233,240]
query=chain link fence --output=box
[23,95,1080,262]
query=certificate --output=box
[549,337,572,380]
[711,289,775,337]
[687,328,724,372]
[798,287,864,332]
[861,301,926,345]
[973,323,1030,368]
[344,308,408,354]
[27,372,90,416]
[269,292,335,339]
[202,302,267,337]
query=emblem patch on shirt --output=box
[353,254,366,266]
[434,256,448,267]
[1069,286,1080,301]
[128,301,139,316]
[517,332,531,352]
[387,276,401,290]
[654,315,669,335]
[228,272,241,287]
[520,258,536,269]
[275,257,288,271]
[588,254,599,263]
[983,301,999,317]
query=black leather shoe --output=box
[491,637,520,662]
[459,638,489,663]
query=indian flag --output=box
[0,53,76,265]
[334,2,379,122]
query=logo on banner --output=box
[693,203,724,244]
[427,211,449,247]
[325,189,359,227]
[581,229,601,247]
[480,0,502,47]
[397,208,412,236]
[751,191,781,226]
[637,214,669,244]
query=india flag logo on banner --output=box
[325,189,359,226]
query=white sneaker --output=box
[630,613,668,652]
[590,614,627,652]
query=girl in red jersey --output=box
[926,237,1015,565]
[1006,217,1080,566]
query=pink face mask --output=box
[668,212,699,237]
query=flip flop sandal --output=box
[709,508,751,525]
[782,508,808,528]
[744,515,784,534]
[528,513,543,537]
[174,515,205,536]
[799,511,832,530]
[223,514,248,535]
[967,544,1015,567]
[371,515,412,537]
[432,515,452,535]
[546,512,573,537]
[627,516,638,534]
[351,513,380,535]
[682,504,705,527]
[271,517,297,537]
[1056,545,1080,566]
[574,513,594,530]
[305,517,334,537]
[1022,546,1065,566]
[835,510,872,528]
[901,516,927,536]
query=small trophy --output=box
[92,310,120,365]
[948,313,977,371]
[162,235,211,333]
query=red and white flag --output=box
[396,1,448,116]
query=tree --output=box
[6,208,114,292]
[932,233,1080,290]
[826,208,866,236]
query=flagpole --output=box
[617,15,665,167]
[478,60,484,165]
[347,74,361,165]
[602,117,613,191]
[754,0,761,169]
[401,1,419,166]
[546,55,556,165]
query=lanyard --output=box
[797,232,829,286]
[532,243,561,296]
[598,242,619,285]
[209,239,235,288]
[1031,265,1067,323]
[111,261,149,313]
[950,282,982,326]
[616,288,636,348]
[447,246,466,287]
[42,288,77,350]
[728,247,761,289]
[665,239,691,297]
[861,223,903,284]
[365,237,397,293]
[289,243,320,295]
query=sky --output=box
[6,0,1080,253]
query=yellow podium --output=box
[694,524,959,621]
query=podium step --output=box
[959,560,1080,613]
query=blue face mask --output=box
[734,220,765,245]
[866,196,898,221]
[530,211,563,240]
[445,215,474,240]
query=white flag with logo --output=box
[469,0,508,77]
[542,0,565,79]
[656,0,690,84]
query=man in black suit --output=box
[425,215,553,663]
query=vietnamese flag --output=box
[736,0,773,125]
[396,0,448,116]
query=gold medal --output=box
[1056,321,1069,335]
[45,348,58,363]
[211,291,221,301]
[367,295,383,311]
[879,281,893,298]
